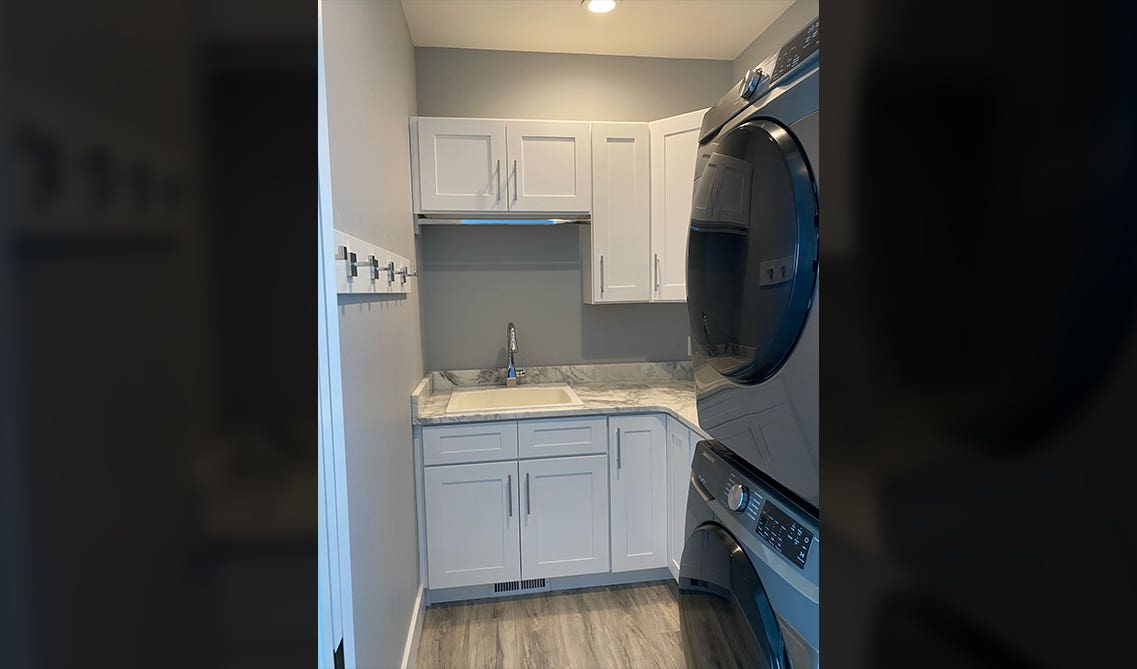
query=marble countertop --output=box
[411,365,708,438]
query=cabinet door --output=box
[424,461,520,589]
[667,416,697,580]
[506,121,591,213]
[609,414,668,572]
[586,122,651,303]
[519,455,610,579]
[649,109,706,302]
[417,117,507,212]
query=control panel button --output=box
[727,484,750,512]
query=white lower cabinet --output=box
[423,460,521,589]
[609,414,668,572]
[520,455,610,579]
[667,416,697,580]
[421,412,683,593]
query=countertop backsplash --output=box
[430,360,693,390]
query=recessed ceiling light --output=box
[583,0,618,14]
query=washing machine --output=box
[687,16,819,511]
[679,438,819,668]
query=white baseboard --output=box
[399,584,426,669]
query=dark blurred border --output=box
[5,0,1137,667]
[822,1,1137,667]
[1,1,316,668]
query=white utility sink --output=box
[445,384,583,413]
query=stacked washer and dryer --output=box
[678,16,819,669]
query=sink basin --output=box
[445,384,583,413]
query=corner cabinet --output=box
[583,122,652,303]
[581,109,708,304]
[412,117,590,215]
[649,109,706,302]
[667,416,698,580]
[609,414,668,572]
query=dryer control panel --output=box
[770,16,820,83]
[699,15,819,144]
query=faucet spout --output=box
[506,322,525,386]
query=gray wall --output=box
[322,1,423,667]
[415,47,732,122]
[732,0,819,81]
[420,225,690,370]
[415,48,732,370]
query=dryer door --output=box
[687,118,818,385]
[679,523,788,669]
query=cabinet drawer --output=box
[423,421,519,466]
[518,416,608,459]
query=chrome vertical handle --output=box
[525,472,531,516]
[616,428,622,470]
[507,474,513,517]
[600,255,605,296]
[496,159,501,202]
[513,159,518,201]
[655,254,661,291]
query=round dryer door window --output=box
[687,118,818,385]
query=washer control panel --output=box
[692,439,818,572]
[756,500,814,568]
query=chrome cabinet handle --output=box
[496,159,501,202]
[616,428,622,470]
[513,159,518,201]
[525,472,531,516]
[655,254,661,291]
[600,255,605,296]
[507,474,513,517]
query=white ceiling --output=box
[400,0,794,60]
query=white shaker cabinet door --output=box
[417,117,507,212]
[424,461,521,589]
[667,416,698,580]
[519,455,611,579]
[649,109,706,302]
[587,122,652,303]
[609,414,669,572]
[506,120,591,213]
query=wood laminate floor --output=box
[416,580,684,669]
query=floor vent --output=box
[493,579,547,593]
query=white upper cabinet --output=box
[649,109,707,302]
[416,118,507,213]
[506,121,592,213]
[609,414,669,572]
[585,122,652,303]
[412,118,589,214]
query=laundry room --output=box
[318,1,818,667]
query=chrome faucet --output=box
[506,322,526,387]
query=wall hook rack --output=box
[333,231,416,296]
